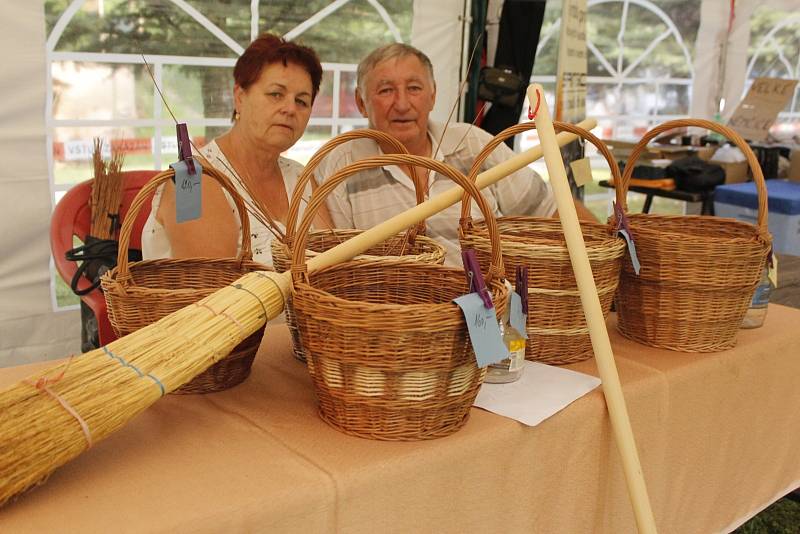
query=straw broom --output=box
[0,120,593,507]
[89,139,125,239]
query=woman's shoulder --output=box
[278,155,305,181]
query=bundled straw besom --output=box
[291,155,509,440]
[101,166,270,392]
[613,119,772,352]
[459,122,626,364]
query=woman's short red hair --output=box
[234,33,322,98]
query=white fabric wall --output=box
[411,0,469,123]
[0,2,81,367]
[691,0,798,122]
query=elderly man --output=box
[316,43,595,264]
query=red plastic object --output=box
[50,170,159,347]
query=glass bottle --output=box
[741,267,772,329]
[485,283,526,384]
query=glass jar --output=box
[741,267,772,329]
[484,309,526,384]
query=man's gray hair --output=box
[356,43,435,95]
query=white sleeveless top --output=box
[142,140,310,267]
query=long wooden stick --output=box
[258,118,596,320]
[527,85,657,534]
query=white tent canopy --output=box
[1,0,797,366]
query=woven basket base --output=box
[615,278,751,353]
[172,327,264,394]
[316,395,473,441]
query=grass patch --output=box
[735,496,800,533]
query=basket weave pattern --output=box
[101,166,269,393]
[273,129,445,363]
[613,119,772,352]
[291,154,508,440]
[459,121,625,364]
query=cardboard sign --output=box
[555,0,587,122]
[727,78,798,141]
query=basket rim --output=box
[293,260,507,317]
[465,218,627,252]
[624,213,768,245]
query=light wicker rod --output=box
[528,85,657,534]
[615,118,768,233]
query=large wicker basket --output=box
[613,119,772,352]
[272,129,445,363]
[459,121,626,364]
[101,165,270,393]
[291,154,509,441]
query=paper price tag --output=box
[570,157,593,187]
[453,292,508,368]
[768,254,778,288]
[170,159,203,223]
[509,292,528,339]
[618,229,641,275]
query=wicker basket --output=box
[459,121,626,364]
[101,165,270,393]
[291,154,509,441]
[613,119,772,352]
[273,129,445,363]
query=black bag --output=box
[65,235,142,296]
[66,235,142,352]
[478,66,525,108]
[666,156,725,192]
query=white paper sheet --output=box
[474,360,601,427]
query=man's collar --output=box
[429,120,469,158]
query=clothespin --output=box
[613,201,633,238]
[176,123,196,175]
[462,249,493,309]
[515,265,528,312]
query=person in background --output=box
[315,43,596,265]
[143,33,332,266]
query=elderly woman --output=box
[143,33,332,265]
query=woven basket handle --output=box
[284,129,425,245]
[115,164,253,281]
[289,154,505,284]
[614,119,768,233]
[459,121,620,224]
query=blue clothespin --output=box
[516,266,528,310]
[462,249,493,309]
[176,123,196,175]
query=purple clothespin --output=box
[613,201,634,239]
[176,123,196,175]
[516,266,528,311]
[462,249,493,309]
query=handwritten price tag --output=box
[453,292,508,368]
[170,159,203,223]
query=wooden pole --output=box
[527,84,657,534]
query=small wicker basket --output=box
[459,121,626,364]
[101,165,270,393]
[272,129,445,363]
[291,154,509,441]
[612,119,772,352]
